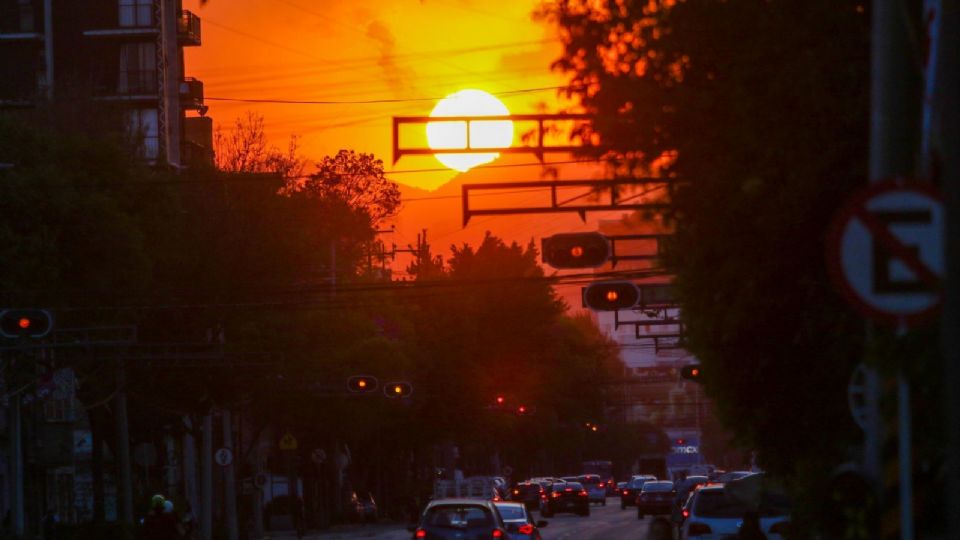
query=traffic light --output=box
[516,404,536,416]
[680,365,703,383]
[541,232,611,268]
[583,281,640,311]
[0,309,53,339]
[346,375,379,393]
[384,381,413,398]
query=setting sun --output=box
[426,89,514,172]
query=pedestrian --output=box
[737,511,768,540]
[177,502,196,540]
[42,509,58,540]
[142,494,178,540]
[290,497,305,540]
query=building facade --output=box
[0,0,212,167]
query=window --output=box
[119,0,153,27]
[118,42,156,94]
[127,109,160,160]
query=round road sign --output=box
[827,179,944,328]
[214,447,234,467]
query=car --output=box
[713,470,755,483]
[508,482,544,511]
[680,484,790,539]
[493,501,548,540]
[670,476,709,528]
[620,475,656,509]
[540,482,590,517]
[577,474,607,505]
[348,491,377,523]
[636,480,675,519]
[408,498,510,540]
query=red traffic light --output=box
[680,365,703,383]
[496,396,505,405]
[347,375,379,393]
[542,232,611,269]
[384,381,413,398]
[583,281,640,311]
[516,405,536,416]
[0,309,53,338]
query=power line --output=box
[204,84,578,105]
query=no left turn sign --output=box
[827,180,944,328]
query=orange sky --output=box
[183,0,653,303]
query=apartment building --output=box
[0,0,212,167]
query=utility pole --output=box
[870,2,922,539]
[222,410,239,540]
[201,413,213,540]
[938,1,960,537]
[8,385,23,537]
[115,360,134,527]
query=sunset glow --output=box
[426,89,514,172]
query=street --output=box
[277,498,663,540]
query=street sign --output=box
[311,448,326,465]
[279,432,298,451]
[827,180,945,327]
[214,447,233,467]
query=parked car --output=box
[577,474,607,505]
[620,475,656,509]
[680,484,790,540]
[509,482,544,511]
[636,480,675,519]
[348,491,377,523]
[540,482,590,517]
[493,501,548,540]
[408,498,510,540]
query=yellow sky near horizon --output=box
[183,0,579,191]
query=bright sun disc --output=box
[426,89,513,172]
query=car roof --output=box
[426,498,498,507]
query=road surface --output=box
[277,498,671,539]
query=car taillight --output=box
[564,488,573,492]
[492,530,503,538]
[682,509,690,519]
[513,490,520,495]
[769,521,790,534]
[622,490,628,495]
[598,482,605,488]
[416,529,426,538]
[578,490,587,496]
[518,524,534,534]
[687,522,712,536]
[551,492,561,498]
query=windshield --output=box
[425,505,494,529]
[494,505,526,521]
[694,490,789,518]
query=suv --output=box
[540,482,590,517]
[577,474,607,506]
[409,499,509,540]
[681,485,790,539]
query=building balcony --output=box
[177,11,201,46]
[179,77,204,109]
[93,69,158,101]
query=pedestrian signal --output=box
[583,281,640,311]
[0,309,53,339]
[347,375,379,393]
[384,381,413,398]
[541,232,611,268]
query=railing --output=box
[177,10,201,45]
[180,77,204,108]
